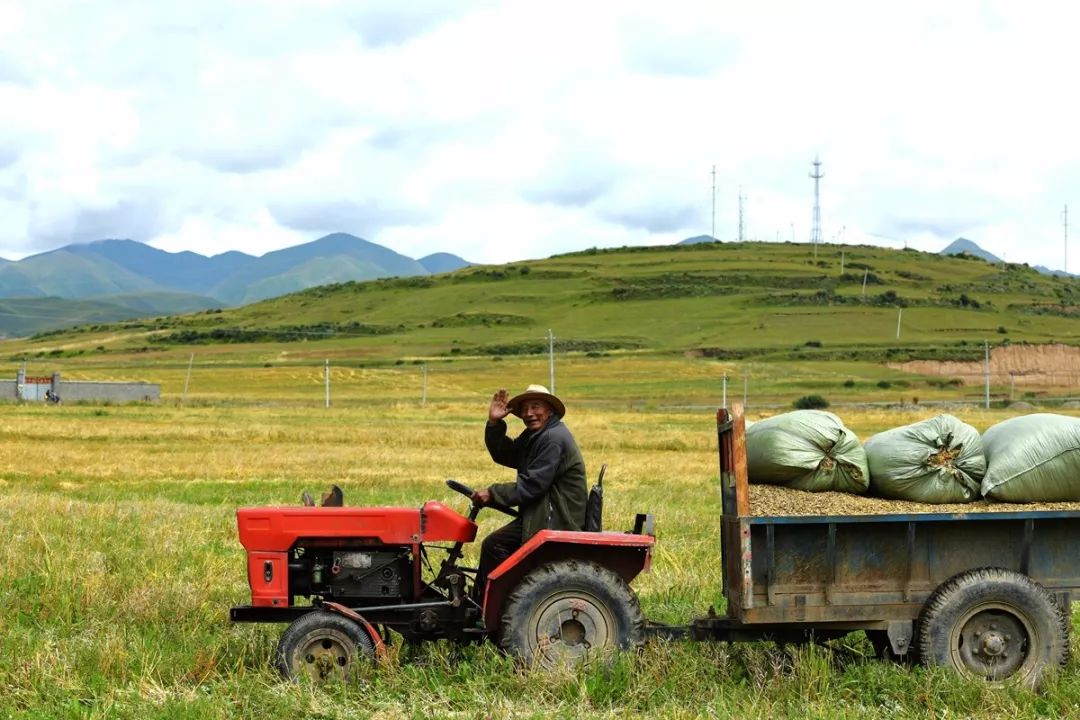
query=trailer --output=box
[691,405,1072,686]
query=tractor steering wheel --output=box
[445,479,519,518]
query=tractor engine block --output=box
[289,547,412,601]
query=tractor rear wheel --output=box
[499,560,644,669]
[917,567,1069,687]
[276,611,376,683]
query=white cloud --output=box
[0,0,1077,273]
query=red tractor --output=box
[231,478,655,679]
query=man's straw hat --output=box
[507,384,565,418]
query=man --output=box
[472,384,587,598]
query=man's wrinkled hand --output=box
[488,389,510,424]
[471,488,492,506]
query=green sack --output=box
[746,410,869,493]
[981,414,1080,502]
[865,415,985,503]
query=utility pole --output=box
[182,352,194,404]
[895,308,902,340]
[548,329,555,393]
[809,155,824,259]
[840,249,845,275]
[861,268,868,298]
[711,166,716,241]
[722,372,728,408]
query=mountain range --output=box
[0,234,471,337]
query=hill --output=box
[19,241,1078,365]
[61,239,256,294]
[0,233,468,335]
[208,233,429,305]
[939,238,1002,264]
[0,292,217,338]
[419,252,471,274]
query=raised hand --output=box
[489,389,510,423]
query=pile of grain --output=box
[749,483,1080,517]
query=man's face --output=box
[520,399,553,431]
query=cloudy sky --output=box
[1,0,1077,271]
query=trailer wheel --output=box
[917,567,1069,687]
[276,611,376,682]
[499,560,644,669]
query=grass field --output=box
[3,379,1080,719]
[1,242,1078,717]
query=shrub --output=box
[843,379,855,388]
[793,394,830,409]
[876,380,892,389]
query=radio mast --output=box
[809,156,824,258]
[738,185,745,242]
[711,165,716,240]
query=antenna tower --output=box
[809,156,824,252]
[738,185,745,242]
[710,166,716,240]
[1064,204,1069,274]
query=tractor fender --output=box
[320,601,388,659]
[482,529,655,631]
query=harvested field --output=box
[749,483,1080,516]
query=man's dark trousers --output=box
[474,518,523,599]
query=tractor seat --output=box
[584,464,605,532]
[300,484,344,507]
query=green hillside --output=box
[0,292,221,338]
[0,250,163,297]
[229,255,390,305]
[17,241,1078,361]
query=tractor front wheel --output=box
[499,560,644,669]
[275,611,376,683]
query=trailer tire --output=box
[499,560,644,669]
[276,611,376,683]
[917,567,1069,687]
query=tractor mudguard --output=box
[320,601,388,659]
[481,529,655,631]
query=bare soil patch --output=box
[891,343,1080,386]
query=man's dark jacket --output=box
[485,415,587,541]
